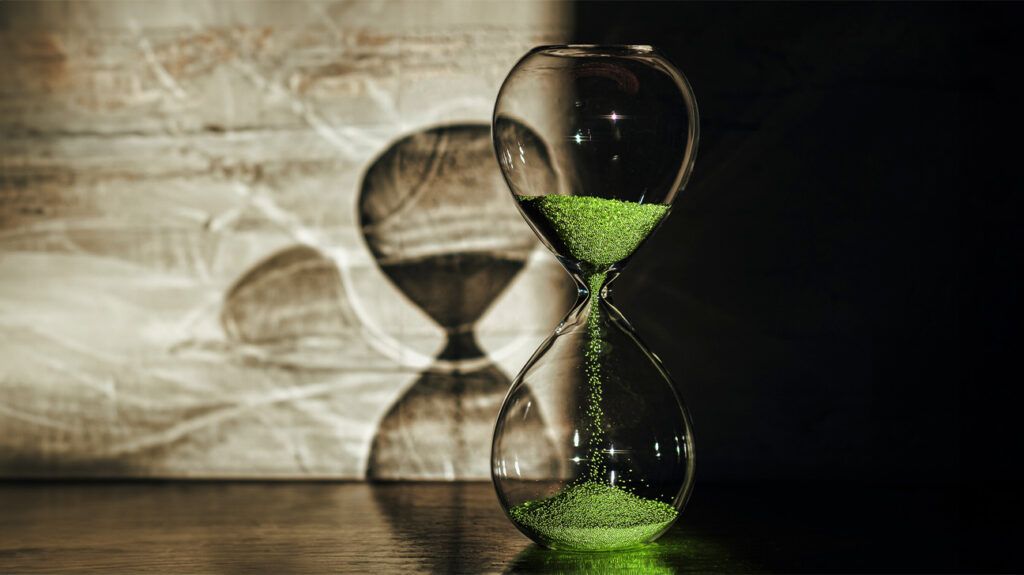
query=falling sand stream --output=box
[508,195,677,551]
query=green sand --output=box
[512,195,676,550]
[517,195,668,268]
[583,271,608,479]
[509,481,678,551]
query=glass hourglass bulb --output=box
[490,45,700,551]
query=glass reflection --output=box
[505,544,674,574]
[503,531,759,574]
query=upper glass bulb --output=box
[493,44,699,272]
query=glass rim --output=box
[529,44,657,57]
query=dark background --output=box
[574,1,1018,567]
[581,0,963,484]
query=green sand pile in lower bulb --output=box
[508,481,678,551]
[512,195,676,551]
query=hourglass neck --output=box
[555,269,629,337]
[574,268,621,301]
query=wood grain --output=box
[0,481,963,574]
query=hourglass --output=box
[491,45,700,551]
[360,124,565,480]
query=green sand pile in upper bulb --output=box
[509,481,678,551]
[516,195,669,268]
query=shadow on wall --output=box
[217,123,572,480]
[222,245,360,346]
[359,123,565,480]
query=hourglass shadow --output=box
[359,123,562,480]
[222,245,359,344]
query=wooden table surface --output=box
[0,481,968,573]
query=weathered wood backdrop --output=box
[0,0,572,478]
